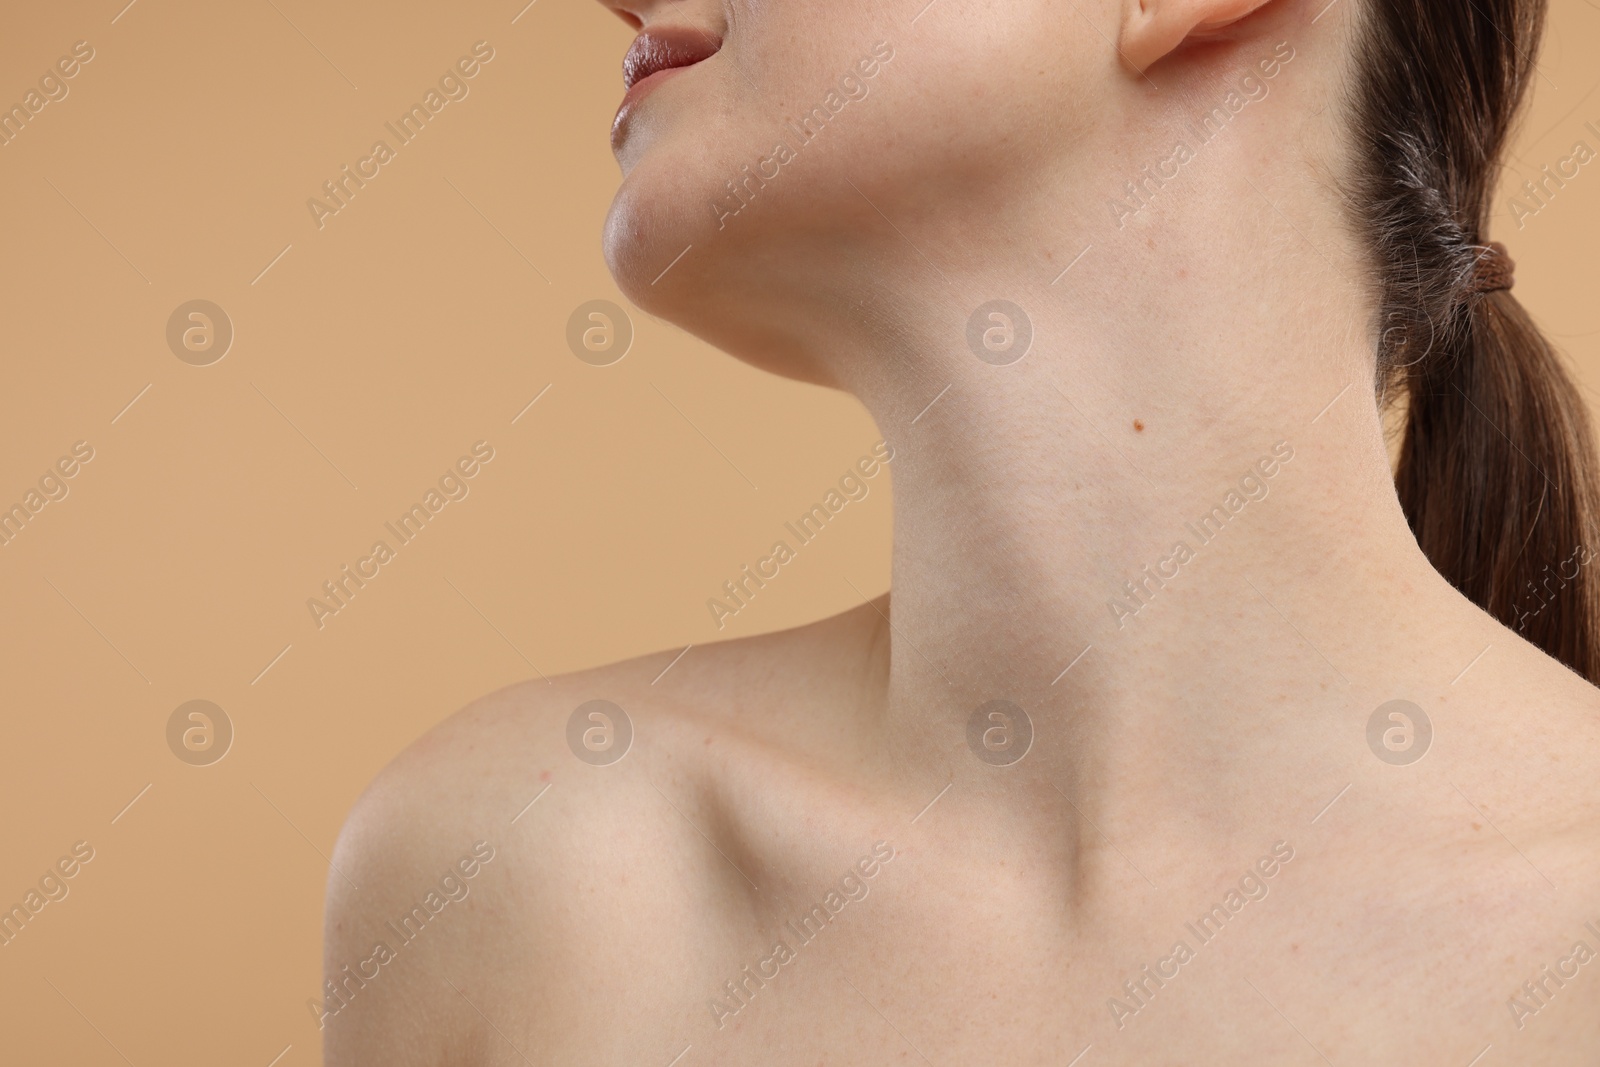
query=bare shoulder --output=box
[1469,654,1600,1058]
[321,599,888,1066]
[1430,631,1600,1042]
[1444,630,1600,871]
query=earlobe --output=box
[1120,0,1195,74]
[1119,0,1275,74]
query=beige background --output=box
[1,1,1596,1063]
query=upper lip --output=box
[622,27,721,92]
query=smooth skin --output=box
[325,0,1600,1062]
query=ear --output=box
[1120,0,1275,73]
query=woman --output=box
[325,0,1600,1061]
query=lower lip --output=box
[611,64,694,143]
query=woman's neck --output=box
[802,200,1475,836]
[661,72,1487,835]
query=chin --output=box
[605,192,840,389]
[604,73,930,392]
[600,153,703,318]
[597,137,817,380]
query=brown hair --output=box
[1350,0,1600,681]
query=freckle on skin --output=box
[1134,419,1145,432]
[539,769,551,782]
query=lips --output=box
[622,27,721,92]
[612,27,721,147]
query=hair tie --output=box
[1471,241,1516,293]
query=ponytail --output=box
[1396,290,1600,681]
[1353,0,1600,682]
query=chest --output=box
[528,843,1599,1066]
